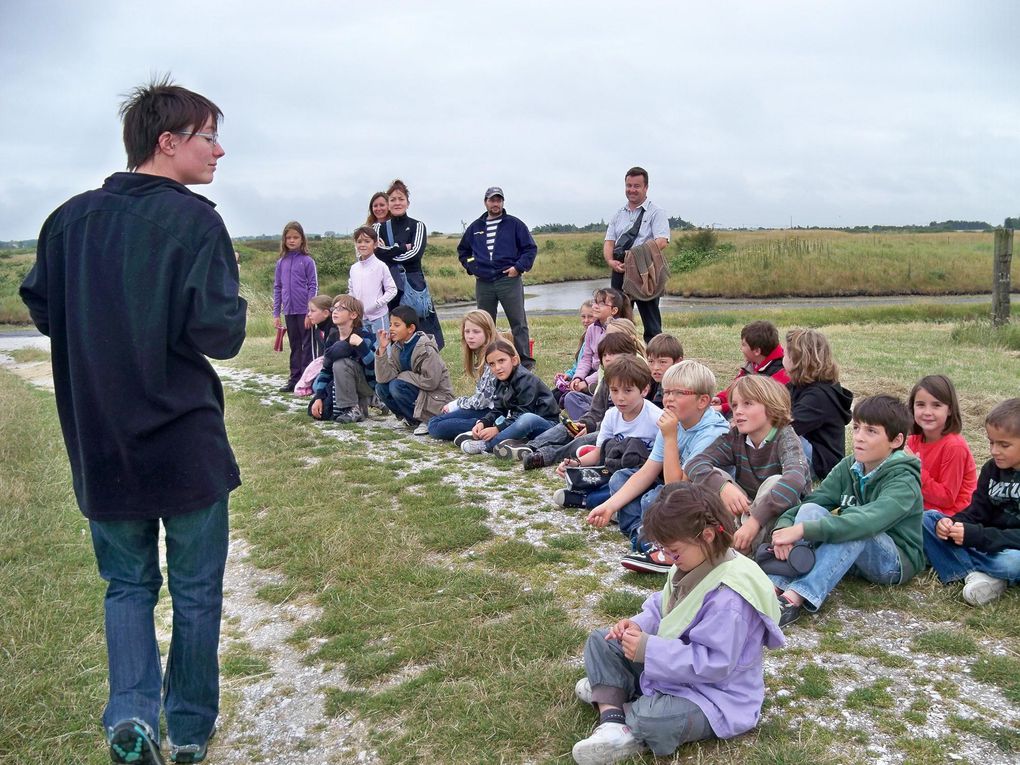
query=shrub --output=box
[585,241,604,268]
[312,238,353,280]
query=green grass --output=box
[4,309,1020,764]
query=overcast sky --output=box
[1,1,1017,240]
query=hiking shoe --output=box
[460,439,488,455]
[493,440,533,460]
[168,727,215,764]
[962,571,1007,606]
[522,452,546,471]
[571,722,644,765]
[777,594,803,627]
[552,488,587,508]
[333,406,365,424]
[412,422,430,436]
[574,677,595,705]
[565,466,611,490]
[109,718,165,765]
[620,549,672,574]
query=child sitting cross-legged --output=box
[456,339,560,456]
[686,375,811,554]
[645,333,684,407]
[571,482,784,765]
[922,397,1020,607]
[308,295,377,424]
[767,395,924,627]
[374,304,454,434]
[587,360,730,574]
[712,320,790,417]
[552,356,663,511]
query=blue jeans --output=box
[427,407,489,440]
[364,314,388,337]
[485,413,555,452]
[923,510,1020,584]
[376,378,419,422]
[89,499,228,747]
[768,503,903,611]
[608,468,664,550]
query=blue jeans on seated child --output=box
[767,503,902,611]
[583,628,714,755]
[376,379,419,422]
[923,510,1020,584]
[486,413,556,452]
[427,407,489,440]
[89,498,228,747]
[608,468,665,550]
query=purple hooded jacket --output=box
[273,251,318,317]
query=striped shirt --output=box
[485,215,502,257]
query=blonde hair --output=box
[331,294,364,332]
[730,375,792,429]
[460,310,499,380]
[785,328,839,385]
[605,318,646,357]
[661,359,716,396]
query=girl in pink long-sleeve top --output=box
[565,288,632,421]
[572,482,784,764]
[273,221,318,392]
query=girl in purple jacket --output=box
[273,220,318,391]
[572,483,784,765]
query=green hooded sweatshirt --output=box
[774,450,924,583]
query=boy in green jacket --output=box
[766,395,923,627]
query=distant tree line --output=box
[530,216,695,235]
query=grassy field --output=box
[2,229,1016,325]
[2,307,1019,764]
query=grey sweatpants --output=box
[333,358,375,411]
[583,628,714,756]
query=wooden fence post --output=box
[992,226,1014,327]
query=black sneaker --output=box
[453,431,474,448]
[522,452,546,471]
[333,406,365,424]
[493,440,534,460]
[552,488,586,508]
[777,595,803,628]
[620,549,672,574]
[277,382,296,393]
[109,719,165,765]
[168,726,215,764]
[565,466,611,490]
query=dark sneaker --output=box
[493,440,534,460]
[620,549,672,574]
[565,466,611,490]
[277,382,296,393]
[552,488,586,508]
[453,431,474,448]
[777,595,803,627]
[109,718,165,765]
[522,452,546,471]
[333,406,365,424]
[168,727,215,764]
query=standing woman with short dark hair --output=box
[374,179,445,348]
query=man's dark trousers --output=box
[611,270,661,343]
[477,274,535,369]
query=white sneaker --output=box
[412,422,430,436]
[572,722,644,765]
[962,571,1007,606]
[460,439,488,455]
[574,677,594,704]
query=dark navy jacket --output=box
[20,172,247,521]
[457,211,537,282]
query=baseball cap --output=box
[484,186,504,200]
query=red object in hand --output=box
[273,326,286,352]
[529,338,535,357]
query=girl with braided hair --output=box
[570,483,785,765]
